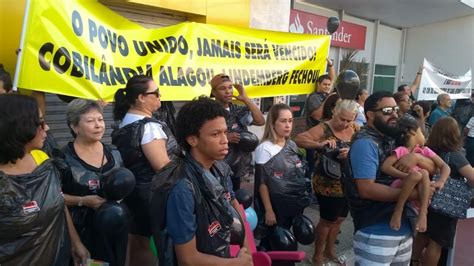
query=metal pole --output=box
[398,28,407,85]
[12,0,32,91]
[368,19,379,94]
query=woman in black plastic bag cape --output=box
[0,94,89,265]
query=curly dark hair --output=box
[395,118,420,147]
[176,96,228,152]
[0,94,41,164]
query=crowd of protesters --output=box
[0,60,473,266]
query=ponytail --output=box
[112,75,153,121]
[113,88,129,121]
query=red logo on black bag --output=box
[23,201,40,214]
[224,191,231,202]
[88,179,100,191]
[208,221,222,237]
[273,172,283,179]
[295,159,302,168]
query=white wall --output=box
[294,1,404,93]
[375,25,402,66]
[403,15,474,84]
[252,0,402,70]
[342,15,375,62]
[248,1,472,95]
[249,0,291,31]
[294,1,375,63]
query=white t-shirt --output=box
[254,140,283,164]
[355,103,366,126]
[466,117,474,137]
[119,113,167,145]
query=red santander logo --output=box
[289,10,366,50]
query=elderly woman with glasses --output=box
[393,92,415,120]
[112,75,179,266]
[0,94,89,265]
[394,92,432,136]
[61,98,128,265]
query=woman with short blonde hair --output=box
[296,99,358,265]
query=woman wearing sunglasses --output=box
[112,75,179,266]
[0,94,89,265]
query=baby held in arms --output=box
[381,118,450,232]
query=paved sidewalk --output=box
[242,177,474,266]
[296,204,355,266]
[240,180,356,266]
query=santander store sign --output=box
[289,10,366,50]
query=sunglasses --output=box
[143,90,161,98]
[373,106,399,116]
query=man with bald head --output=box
[428,93,452,126]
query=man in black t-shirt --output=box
[210,74,265,190]
[304,64,335,129]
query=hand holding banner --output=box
[417,58,472,101]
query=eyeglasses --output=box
[373,106,399,116]
[143,90,161,98]
[400,98,412,103]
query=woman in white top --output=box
[112,75,175,266]
[254,103,310,251]
[354,89,368,126]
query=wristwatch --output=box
[77,197,83,207]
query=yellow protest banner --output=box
[16,0,330,101]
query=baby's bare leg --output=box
[415,169,430,232]
[390,171,422,230]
